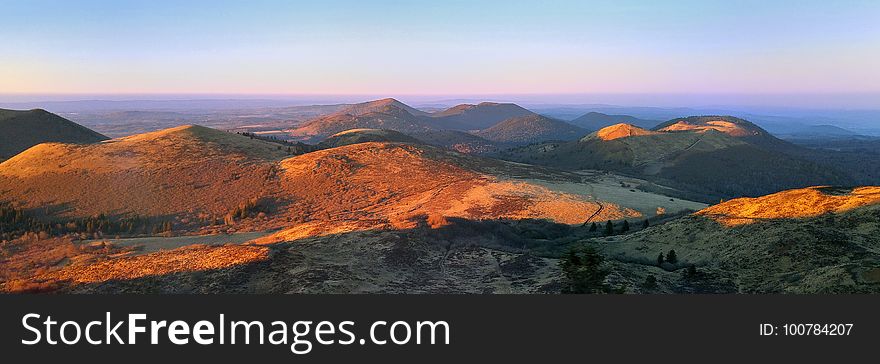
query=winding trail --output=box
[580,175,604,226]
[582,203,604,226]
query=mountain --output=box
[653,115,772,139]
[331,98,429,118]
[600,186,880,293]
[288,103,435,142]
[499,119,853,201]
[408,130,498,154]
[429,102,535,130]
[475,114,586,145]
[569,112,659,131]
[590,123,661,140]
[317,128,422,149]
[0,125,294,220]
[0,108,108,160]
[777,124,860,140]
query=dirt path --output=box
[580,175,604,225]
[582,203,604,225]
[632,136,703,171]
[682,137,702,151]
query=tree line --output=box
[1,205,173,242]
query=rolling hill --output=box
[476,114,586,145]
[569,112,659,131]
[0,125,292,222]
[287,103,435,142]
[330,97,429,118]
[428,102,535,130]
[499,120,853,201]
[317,128,422,148]
[407,130,498,154]
[1,122,716,293]
[0,108,108,160]
[599,186,880,293]
[653,115,768,137]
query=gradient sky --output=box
[2,0,879,97]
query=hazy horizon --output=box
[3,92,880,111]
[3,0,879,106]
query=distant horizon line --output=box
[2,92,880,110]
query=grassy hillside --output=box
[476,114,586,145]
[569,112,659,131]
[288,104,435,142]
[0,125,293,223]
[499,121,853,202]
[317,128,422,148]
[597,186,880,293]
[429,102,535,130]
[408,130,498,154]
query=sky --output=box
[1,0,879,106]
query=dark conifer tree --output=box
[666,249,678,264]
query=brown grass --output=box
[0,126,287,229]
[593,123,659,140]
[0,236,133,292]
[658,120,755,137]
[697,186,880,226]
[39,244,269,285]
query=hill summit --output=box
[430,102,535,130]
[589,123,659,141]
[476,114,585,145]
[654,115,768,138]
[332,98,429,118]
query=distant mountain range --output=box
[285,98,585,147]
[568,111,660,131]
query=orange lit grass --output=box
[697,186,880,226]
[42,244,269,284]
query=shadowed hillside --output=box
[599,186,880,293]
[8,185,875,294]
[0,108,108,160]
[499,119,853,201]
[288,103,435,142]
[429,102,535,130]
[408,130,498,154]
[476,114,586,145]
[317,128,422,149]
[569,112,659,131]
